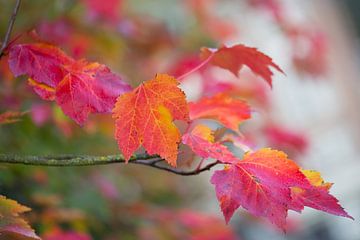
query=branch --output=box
[0,153,221,176]
[0,0,21,58]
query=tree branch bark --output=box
[0,0,21,58]
[0,153,221,176]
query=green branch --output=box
[0,154,220,176]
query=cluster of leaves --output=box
[0,0,353,239]
[2,39,352,236]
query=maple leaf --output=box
[8,43,132,125]
[189,93,251,132]
[211,148,311,229]
[200,44,283,87]
[55,60,132,125]
[112,74,189,166]
[0,195,40,239]
[289,169,353,219]
[8,43,73,88]
[182,124,239,164]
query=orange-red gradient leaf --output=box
[189,93,251,132]
[211,148,311,230]
[0,195,40,239]
[182,124,239,164]
[201,44,283,87]
[290,170,353,219]
[112,74,189,166]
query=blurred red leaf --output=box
[264,124,308,155]
[8,43,132,125]
[30,103,52,126]
[81,0,122,23]
[43,229,92,240]
[137,207,237,240]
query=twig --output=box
[0,154,221,176]
[176,52,214,80]
[0,0,21,58]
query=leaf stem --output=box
[0,154,221,176]
[177,52,214,81]
[0,0,21,59]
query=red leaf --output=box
[182,124,239,164]
[56,60,131,125]
[112,74,189,166]
[201,44,283,87]
[189,93,251,132]
[82,0,122,23]
[289,170,353,219]
[264,124,308,155]
[8,43,73,88]
[8,43,132,125]
[211,148,311,229]
[28,78,56,101]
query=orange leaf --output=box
[0,195,40,239]
[201,44,283,87]
[189,93,251,132]
[112,74,189,166]
[0,111,26,125]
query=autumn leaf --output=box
[8,43,132,125]
[182,124,239,164]
[200,44,283,87]
[9,43,73,88]
[112,74,189,166]
[28,78,56,101]
[81,0,122,23]
[264,124,308,155]
[289,170,353,219]
[0,195,40,239]
[211,148,311,229]
[55,60,132,125]
[0,111,26,125]
[189,93,251,132]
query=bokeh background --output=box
[0,0,359,239]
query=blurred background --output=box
[0,0,359,239]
